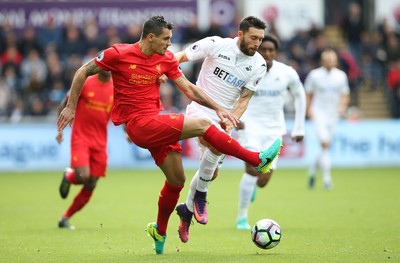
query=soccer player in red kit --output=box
[56,71,113,230]
[57,16,281,254]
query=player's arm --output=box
[306,93,313,119]
[288,70,306,142]
[55,96,68,144]
[172,75,239,127]
[226,87,254,132]
[174,50,189,63]
[338,93,350,117]
[57,59,103,131]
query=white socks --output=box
[197,150,220,192]
[237,172,258,220]
[185,150,221,212]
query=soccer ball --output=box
[251,218,281,249]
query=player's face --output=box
[150,28,172,55]
[239,27,264,56]
[258,41,276,65]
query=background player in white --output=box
[236,35,306,230]
[173,16,281,243]
[305,49,350,190]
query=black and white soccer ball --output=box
[251,218,282,249]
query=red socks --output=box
[64,188,93,218]
[203,125,260,166]
[157,181,184,236]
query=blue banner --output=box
[0,120,400,171]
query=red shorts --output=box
[71,142,107,177]
[126,113,184,166]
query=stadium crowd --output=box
[1,5,400,121]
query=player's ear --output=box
[238,30,244,39]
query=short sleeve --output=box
[185,36,222,61]
[94,46,120,72]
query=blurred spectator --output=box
[0,76,11,116]
[1,45,23,67]
[9,98,24,123]
[180,17,204,43]
[386,59,400,118]
[46,79,67,115]
[38,16,62,49]
[27,94,47,116]
[57,24,86,61]
[160,83,180,114]
[360,31,386,89]
[337,43,362,106]
[17,27,43,57]
[340,2,365,63]
[2,63,22,96]
[124,23,141,44]
[20,49,47,89]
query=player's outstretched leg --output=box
[255,138,282,174]
[175,203,193,243]
[59,168,74,199]
[146,222,167,254]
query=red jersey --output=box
[71,75,114,149]
[94,43,182,125]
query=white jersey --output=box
[304,66,349,120]
[185,36,266,119]
[241,60,306,137]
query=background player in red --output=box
[56,71,113,230]
[56,16,281,254]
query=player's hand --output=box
[57,106,75,131]
[219,120,234,133]
[56,131,63,144]
[157,74,168,84]
[292,135,304,142]
[216,107,239,128]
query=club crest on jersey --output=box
[245,65,252,71]
[96,52,104,62]
[156,64,161,74]
[129,64,137,70]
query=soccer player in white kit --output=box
[236,35,307,230]
[305,49,350,190]
[174,16,282,243]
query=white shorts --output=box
[238,130,280,170]
[312,115,337,143]
[186,102,226,163]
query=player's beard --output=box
[239,38,256,56]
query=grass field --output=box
[0,167,399,262]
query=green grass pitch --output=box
[0,167,399,262]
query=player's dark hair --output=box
[142,15,174,38]
[239,16,267,33]
[262,35,280,50]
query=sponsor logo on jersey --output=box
[255,89,281,96]
[213,66,244,87]
[218,54,231,61]
[96,52,104,62]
